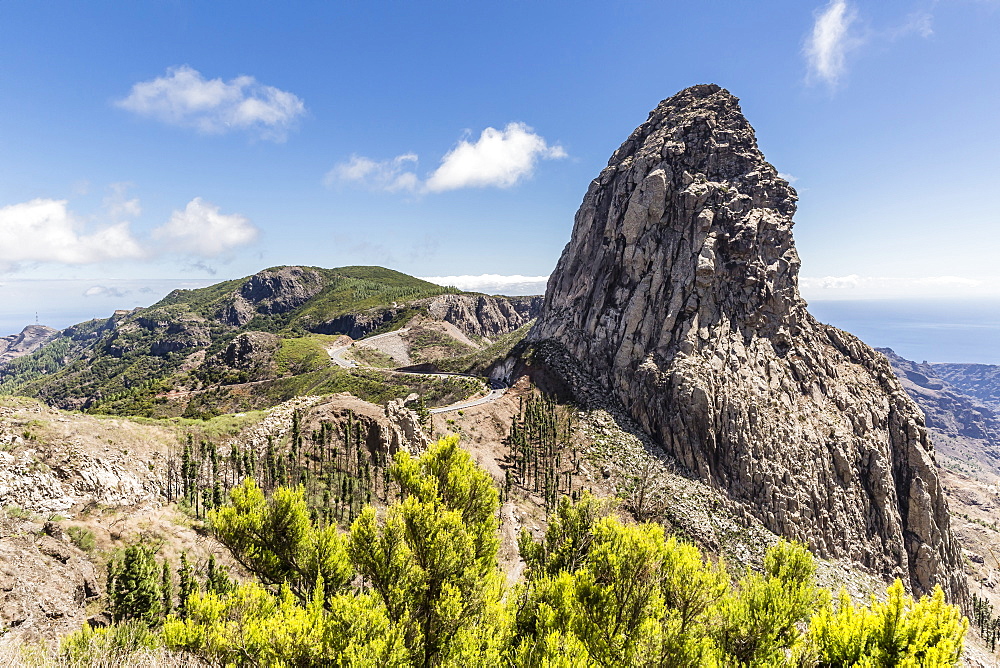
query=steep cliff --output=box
[425,294,542,339]
[219,266,327,327]
[530,84,964,600]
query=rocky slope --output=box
[529,84,964,601]
[425,294,542,340]
[0,325,58,366]
[0,391,430,641]
[933,362,1000,413]
[880,348,1000,478]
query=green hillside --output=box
[0,266,459,417]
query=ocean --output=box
[809,299,1000,365]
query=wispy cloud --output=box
[326,122,565,194]
[892,9,934,39]
[800,274,990,299]
[117,65,306,141]
[804,2,938,89]
[102,182,141,220]
[152,197,258,256]
[84,285,129,298]
[804,0,859,88]
[420,274,549,296]
[325,154,420,192]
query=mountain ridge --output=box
[0,265,541,416]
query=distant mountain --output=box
[878,348,1000,478]
[931,362,1000,414]
[0,324,58,365]
[0,265,540,417]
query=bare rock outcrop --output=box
[315,307,407,339]
[0,325,58,366]
[530,84,964,600]
[230,394,428,461]
[220,266,327,327]
[221,331,281,370]
[426,294,542,339]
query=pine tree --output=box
[177,552,196,619]
[107,544,162,625]
[161,559,174,618]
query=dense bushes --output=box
[62,436,968,666]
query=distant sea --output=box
[2,294,998,366]
[809,299,1000,365]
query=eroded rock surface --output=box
[530,84,964,600]
[426,294,542,339]
[220,266,327,327]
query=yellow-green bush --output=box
[63,437,968,667]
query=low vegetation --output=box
[32,437,967,667]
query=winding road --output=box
[325,331,508,414]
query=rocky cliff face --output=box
[315,307,407,339]
[314,294,542,341]
[530,84,964,600]
[220,267,327,327]
[0,325,58,366]
[426,294,542,339]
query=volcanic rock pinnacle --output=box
[531,84,964,600]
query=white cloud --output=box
[420,274,549,296]
[425,123,566,192]
[804,0,859,87]
[84,285,129,298]
[0,198,145,271]
[152,197,258,256]
[324,154,420,192]
[117,65,305,141]
[327,122,565,194]
[800,274,988,299]
[778,172,799,184]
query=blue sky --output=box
[2,0,999,335]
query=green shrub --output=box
[67,525,97,553]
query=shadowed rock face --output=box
[531,84,964,600]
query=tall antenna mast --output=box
[35,311,38,325]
